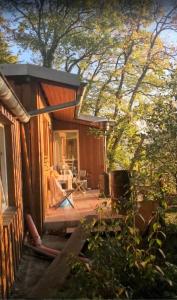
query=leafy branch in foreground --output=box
[57,197,172,299]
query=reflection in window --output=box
[54,131,79,175]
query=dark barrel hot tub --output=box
[110,170,131,209]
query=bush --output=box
[57,201,172,299]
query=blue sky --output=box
[12,45,36,64]
[161,30,177,45]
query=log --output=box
[29,215,94,299]
[25,243,57,260]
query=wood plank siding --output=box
[0,109,24,299]
[5,76,105,235]
[7,78,45,233]
[53,120,105,189]
[5,78,80,232]
[37,87,53,222]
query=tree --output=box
[0,17,17,63]
[3,0,106,68]
[3,0,177,171]
[78,2,177,169]
[144,96,177,193]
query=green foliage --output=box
[57,199,172,299]
[0,17,17,63]
[134,98,177,196]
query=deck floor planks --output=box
[44,189,118,232]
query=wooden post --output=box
[20,124,33,214]
[0,179,4,298]
[29,216,93,299]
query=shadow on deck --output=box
[45,189,112,232]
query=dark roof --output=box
[0,64,80,87]
[77,114,108,123]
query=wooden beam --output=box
[20,124,33,214]
[29,216,93,299]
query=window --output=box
[54,130,79,175]
[0,123,8,211]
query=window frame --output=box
[0,122,9,212]
[0,105,16,212]
[53,130,80,173]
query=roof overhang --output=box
[0,63,82,123]
[0,64,107,127]
[75,114,108,128]
[0,64,80,87]
[77,114,107,123]
[40,81,81,122]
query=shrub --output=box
[58,200,172,299]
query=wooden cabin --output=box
[0,74,30,298]
[0,64,106,235]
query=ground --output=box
[10,234,70,299]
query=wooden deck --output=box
[44,190,112,232]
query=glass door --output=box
[54,130,79,175]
